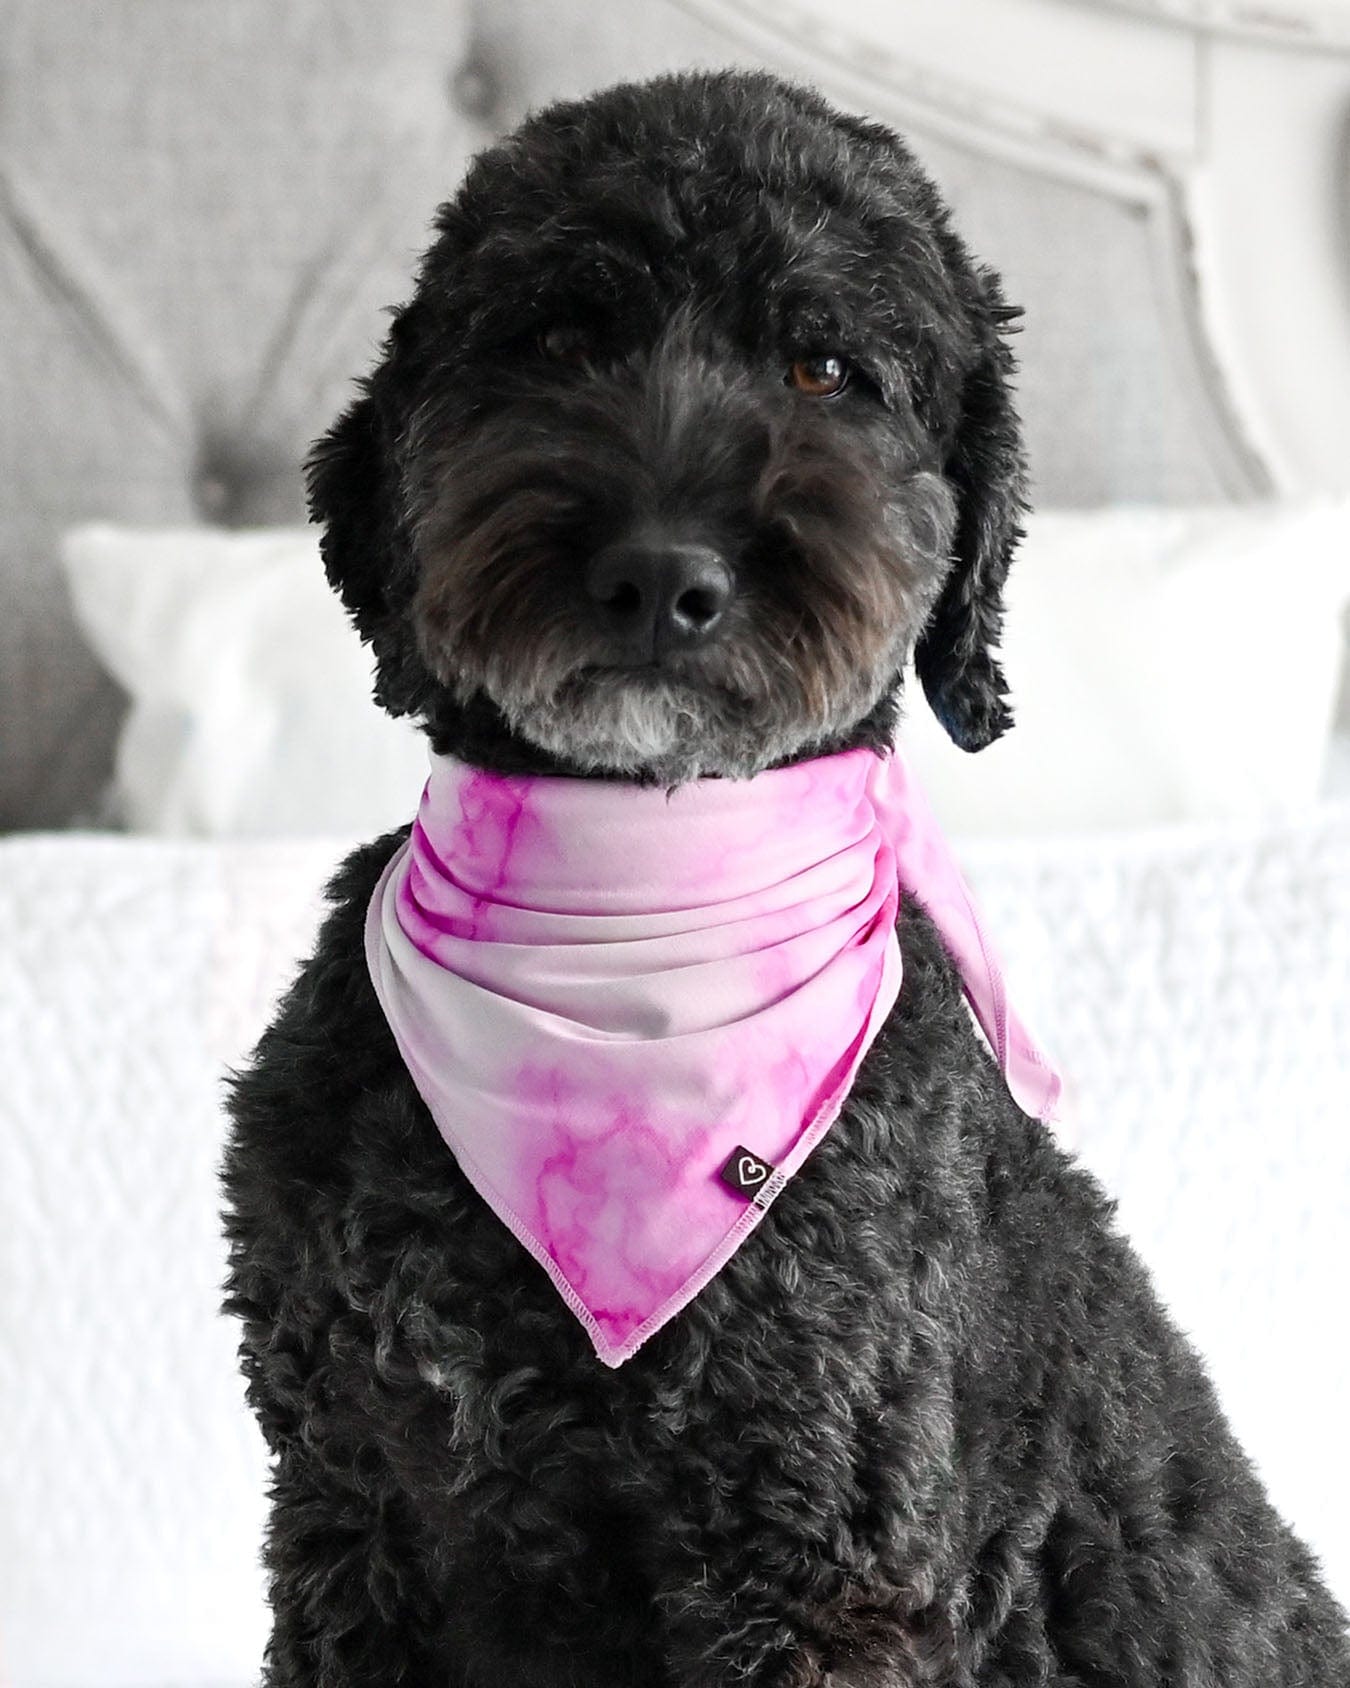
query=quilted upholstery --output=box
[1,812,1347,1682]
[0,0,488,828]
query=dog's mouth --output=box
[554,658,734,718]
[574,657,699,681]
[486,655,765,782]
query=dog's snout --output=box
[584,540,733,661]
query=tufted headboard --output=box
[3,0,1349,828]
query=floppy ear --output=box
[913,268,1027,752]
[307,386,396,630]
[305,377,430,719]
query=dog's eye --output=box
[539,325,592,366]
[787,356,850,397]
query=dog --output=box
[220,68,1350,1686]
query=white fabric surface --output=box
[901,501,1350,834]
[0,836,335,1688]
[59,526,429,836]
[60,504,1350,839]
[1,810,1347,1684]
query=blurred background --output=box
[1,1,1348,1682]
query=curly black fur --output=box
[221,68,1350,1686]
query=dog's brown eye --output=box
[539,325,592,365]
[788,356,849,397]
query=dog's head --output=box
[308,69,1026,785]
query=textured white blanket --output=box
[2,812,1347,1686]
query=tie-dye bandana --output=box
[365,744,1062,1367]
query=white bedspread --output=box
[2,811,1347,1686]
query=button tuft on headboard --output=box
[195,473,232,522]
[192,439,305,529]
[448,54,501,125]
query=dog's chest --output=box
[368,998,961,1470]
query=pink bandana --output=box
[365,744,1061,1367]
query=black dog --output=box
[221,69,1350,1686]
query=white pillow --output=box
[62,506,1350,837]
[900,502,1350,834]
[61,524,429,836]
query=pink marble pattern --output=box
[365,745,1060,1366]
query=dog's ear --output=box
[811,101,1026,751]
[306,385,396,632]
[305,371,430,719]
[913,266,1027,752]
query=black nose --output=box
[584,540,734,661]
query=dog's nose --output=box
[584,540,733,661]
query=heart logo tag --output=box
[719,1144,778,1200]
